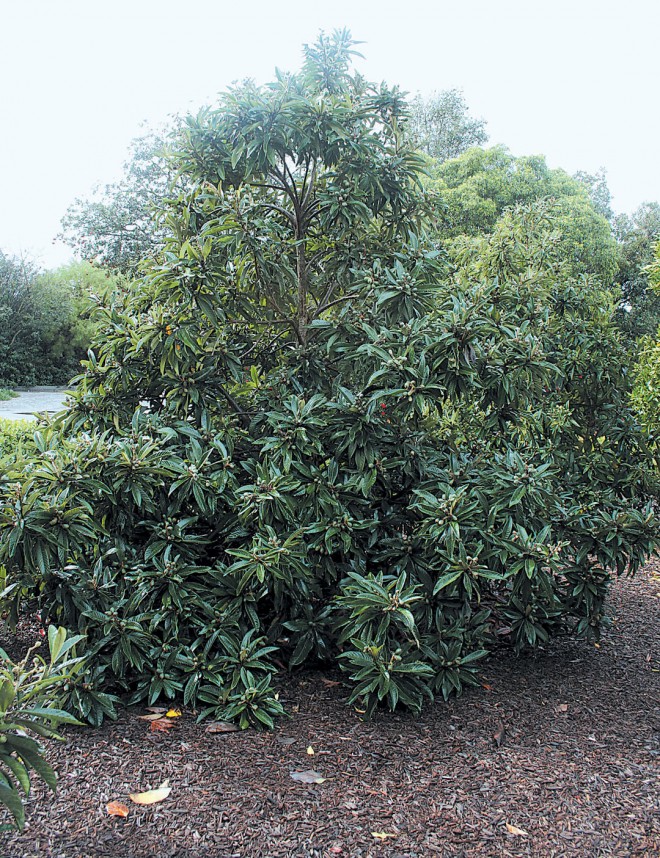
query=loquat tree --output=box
[0,32,657,727]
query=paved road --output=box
[0,388,72,421]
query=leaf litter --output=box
[1,563,659,856]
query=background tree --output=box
[613,203,660,340]
[0,250,50,387]
[631,334,660,434]
[0,251,41,384]
[631,239,660,431]
[426,145,619,285]
[33,262,119,362]
[574,167,614,223]
[58,128,182,274]
[408,89,487,162]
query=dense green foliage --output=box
[0,627,84,830]
[0,419,34,462]
[631,240,660,432]
[0,33,657,727]
[427,154,660,346]
[614,203,660,341]
[632,335,660,432]
[0,256,115,387]
[56,81,659,353]
[427,146,619,285]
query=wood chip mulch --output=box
[1,560,659,858]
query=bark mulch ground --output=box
[1,561,659,858]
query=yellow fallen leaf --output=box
[166,708,182,718]
[506,823,528,836]
[306,745,314,755]
[129,780,171,805]
[371,832,397,840]
[106,800,129,817]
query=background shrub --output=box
[0,419,34,462]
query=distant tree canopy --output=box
[0,254,117,387]
[613,203,660,340]
[59,129,182,274]
[631,239,660,431]
[574,168,614,223]
[425,145,619,285]
[407,89,488,162]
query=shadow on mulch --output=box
[1,562,659,858]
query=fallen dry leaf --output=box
[306,745,315,755]
[290,769,326,784]
[506,823,528,836]
[205,720,240,734]
[150,718,177,732]
[138,713,167,722]
[493,721,506,747]
[106,800,129,817]
[557,703,569,713]
[165,708,182,718]
[371,832,397,840]
[277,736,296,746]
[129,781,171,805]
[320,678,342,687]
[495,625,513,636]
[145,706,167,714]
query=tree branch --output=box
[314,292,361,316]
[300,160,317,211]
[282,159,302,208]
[240,327,289,361]
[269,165,299,210]
[217,382,250,428]
[255,201,297,226]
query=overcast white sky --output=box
[1,0,658,269]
